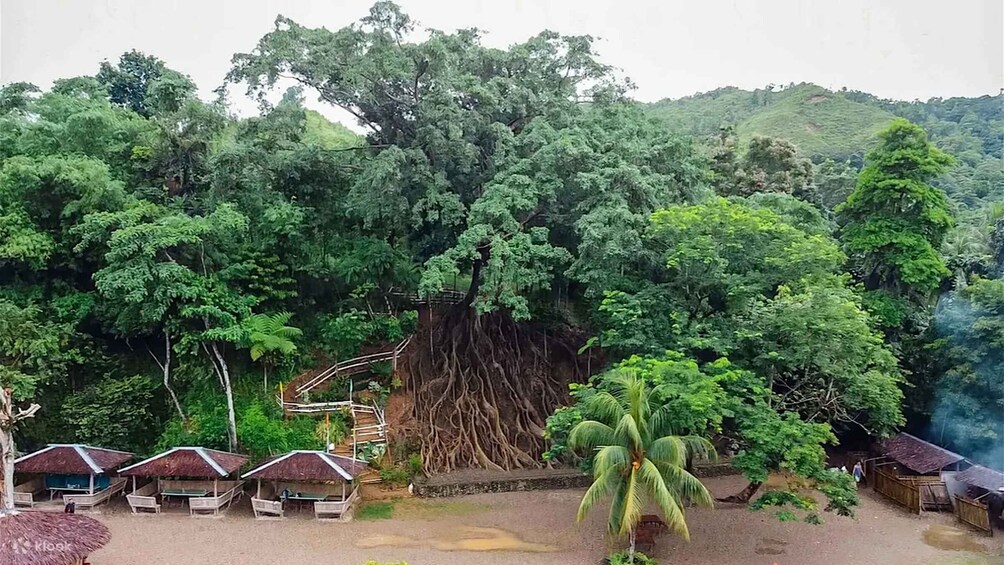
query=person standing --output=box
[852,461,865,485]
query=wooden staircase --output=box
[331,403,386,484]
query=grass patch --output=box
[356,500,395,520]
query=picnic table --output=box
[161,488,209,508]
[284,493,326,512]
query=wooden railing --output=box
[294,336,412,397]
[189,482,245,516]
[63,477,128,509]
[251,497,284,519]
[874,467,920,514]
[314,487,359,520]
[954,495,993,535]
[389,289,466,305]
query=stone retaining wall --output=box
[414,461,742,498]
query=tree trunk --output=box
[1,425,15,510]
[628,527,636,564]
[263,364,268,393]
[150,333,186,424]
[0,387,39,510]
[208,341,239,451]
[717,480,763,504]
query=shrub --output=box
[608,550,658,565]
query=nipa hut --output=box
[955,465,1004,531]
[871,433,969,513]
[117,447,247,516]
[242,450,368,520]
[13,444,133,509]
[0,509,110,565]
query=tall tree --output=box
[837,118,954,324]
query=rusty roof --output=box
[956,465,1004,492]
[0,510,110,565]
[879,433,965,474]
[118,447,247,478]
[14,444,133,475]
[242,451,368,481]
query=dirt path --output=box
[88,475,1003,565]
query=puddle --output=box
[432,527,558,552]
[355,534,420,548]
[921,524,987,553]
[355,527,558,553]
[754,537,787,556]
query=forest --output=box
[1,1,1001,531]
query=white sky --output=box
[2,0,1002,126]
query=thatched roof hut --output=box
[118,447,247,478]
[242,451,368,482]
[878,433,966,474]
[15,444,133,475]
[0,510,110,565]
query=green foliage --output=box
[608,550,658,565]
[838,119,953,300]
[569,371,714,541]
[61,375,159,454]
[647,83,895,160]
[236,403,322,462]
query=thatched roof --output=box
[0,510,110,565]
[242,451,368,481]
[14,444,133,475]
[879,433,966,474]
[118,447,247,478]
[956,465,1004,492]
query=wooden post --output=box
[89,474,95,495]
[132,476,136,494]
[256,479,261,499]
[214,478,218,496]
[341,481,345,501]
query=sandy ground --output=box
[83,475,1003,565]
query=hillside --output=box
[645,83,1000,163]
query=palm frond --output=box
[592,445,631,477]
[576,467,618,522]
[647,435,687,468]
[637,458,690,539]
[613,413,643,452]
[568,420,616,452]
[582,389,625,428]
[654,460,714,510]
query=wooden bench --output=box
[63,477,127,510]
[189,482,244,516]
[13,478,44,508]
[251,498,284,519]
[314,488,359,521]
[127,482,161,514]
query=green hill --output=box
[645,83,896,159]
[735,85,895,158]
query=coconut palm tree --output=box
[569,371,714,562]
[240,312,303,391]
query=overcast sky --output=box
[2,0,1001,124]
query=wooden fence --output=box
[874,467,920,514]
[954,495,993,536]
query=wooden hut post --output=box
[214,478,218,496]
[89,474,95,495]
[256,479,261,499]
[132,476,136,494]
[341,481,346,500]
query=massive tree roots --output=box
[405,309,589,473]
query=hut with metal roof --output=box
[117,447,247,516]
[954,464,1004,533]
[242,450,367,520]
[0,509,111,565]
[13,444,133,509]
